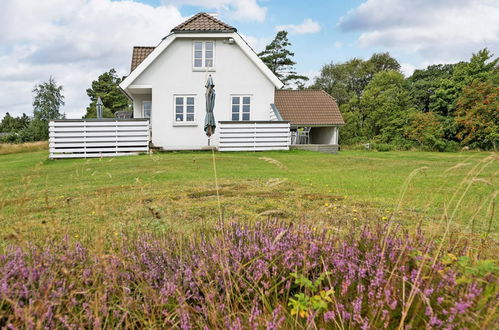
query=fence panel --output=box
[218,121,290,152]
[49,119,150,159]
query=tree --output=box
[405,112,447,151]
[0,113,30,132]
[84,68,131,118]
[455,78,499,150]
[339,70,411,145]
[258,31,309,88]
[407,64,455,113]
[32,77,65,121]
[311,52,400,106]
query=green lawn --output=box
[0,149,497,248]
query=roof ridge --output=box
[171,12,236,33]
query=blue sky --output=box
[0,0,498,118]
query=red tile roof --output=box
[130,46,155,72]
[171,13,236,33]
[274,90,345,126]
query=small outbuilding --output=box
[274,90,344,153]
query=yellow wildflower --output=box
[382,216,388,220]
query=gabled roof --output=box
[131,46,155,72]
[171,12,236,33]
[274,90,345,126]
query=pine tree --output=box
[84,69,131,118]
[258,31,308,88]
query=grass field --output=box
[0,147,497,328]
[0,151,499,243]
[1,148,497,246]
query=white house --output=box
[119,13,344,152]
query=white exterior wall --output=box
[311,127,339,144]
[132,94,152,118]
[131,36,275,150]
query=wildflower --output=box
[382,216,388,220]
[74,234,79,239]
[324,203,330,207]
[324,311,335,322]
[353,209,358,213]
[114,232,118,236]
[353,217,358,221]
[333,206,337,210]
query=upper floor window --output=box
[175,95,195,123]
[231,96,251,121]
[193,41,215,69]
[142,101,151,118]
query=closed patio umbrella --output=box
[204,75,216,144]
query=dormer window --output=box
[193,41,215,69]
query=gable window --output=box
[193,41,215,69]
[142,101,151,118]
[174,95,195,123]
[231,96,251,121]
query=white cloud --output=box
[338,0,499,64]
[276,18,320,35]
[334,41,343,49]
[239,34,270,53]
[400,63,416,77]
[0,0,184,118]
[163,0,267,22]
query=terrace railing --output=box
[218,121,290,152]
[49,119,150,159]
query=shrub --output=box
[0,221,496,328]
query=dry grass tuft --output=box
[0,141,48,155]
[258,157,288,170]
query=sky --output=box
[1,0,498,119]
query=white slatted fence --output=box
[49,119,150,159]
[218,121,290,152]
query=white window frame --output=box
[192,41,215,71]
[231,95,251,121]
[173,95,197,126]
[142,101,152,119]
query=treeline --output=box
[1,77,65,143]
[311,49,498,151]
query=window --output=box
[193,41,215,69]
[231,96,251,121]
[142,101,151,118]
[174,96,195,123]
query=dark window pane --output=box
[232,105,239,113]
[243,97,250,104]
[232,113,239,120]
[205,59,213,67]
[194,42,202,50]
[243,105,250,112]
[186,105,194,113]
[143,102,152,111]
[205,42,213,50]
[205,50,213,58]
[194,59,202,67]
[186,97,194,105]
[176,98,183,105]
[176,114,183,121]
[242,113,250,120]
[194,50,202,58]
[176,106,183,114]
[232,97,240,105]
[186,114,194,121]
